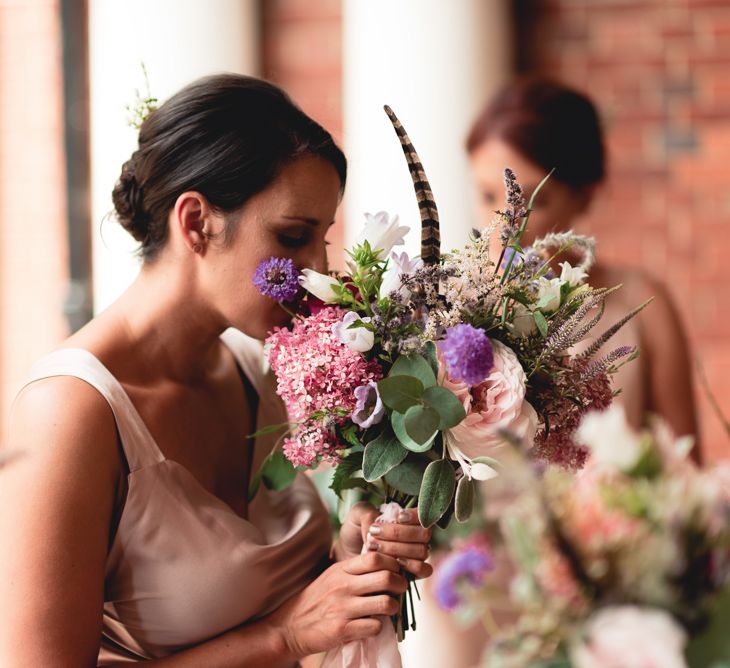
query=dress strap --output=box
[21,348,165,471]
[220,328,268,396]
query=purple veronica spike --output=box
[253,257,300,303]
[434,545,494,611]
[439,324,494,386]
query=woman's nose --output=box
[307,247,329,275]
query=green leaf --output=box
[330,450,364,499]
[337,477,372,493]
[248,422,291,439]
[527,168,554,210]
[405,405,440,444]
[384,456,429,495]
[534,310,549,338]
[390,354,437,388]
[363,431,408,482]
[686,588,730,667]
[339,424,362,449]
[418,459,456,528]
[393,410,438,452]
[422,386,466,429]
[423,341,439,377]
[261,450,297,491]
[378,375,424,413]
[454,476,475,523]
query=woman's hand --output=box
[334,502,433,580]
[267,552,407,659]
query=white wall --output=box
[88,0,260,312]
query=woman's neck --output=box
[81,259,228,384]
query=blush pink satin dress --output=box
[22,328,331,664]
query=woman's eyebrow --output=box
[281,215,336,228]
[282,215,320,226]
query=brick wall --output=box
[0,0,69,438]
[518,0,730,460]
[261,0,345,268]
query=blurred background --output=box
[0,0,728,459]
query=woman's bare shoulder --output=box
[7,374,119,469]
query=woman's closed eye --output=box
[277,232,311,248]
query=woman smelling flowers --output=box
[0,74,432,666]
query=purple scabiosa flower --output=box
[434,545,494,611]
[253,257,300,303]
[439,324,494,386]
[351,381,385,428]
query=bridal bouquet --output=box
[252,106,646,535]
[434,406,730,668]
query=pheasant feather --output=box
[384,105,441,265]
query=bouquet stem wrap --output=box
[321,502,405,668]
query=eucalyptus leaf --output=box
[454,476,475,523]
[393,410,437,452]
[384,456,428,495]
[533,310,549,338]
[378,375,424,413]
[363,431,408,482]
[261,450,297,491]
[422,386,466,429]
[390,354,437,388]
[423,341,439,377]
[418,459,456,528]
[404,405,440,444]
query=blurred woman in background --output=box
[468,77,698,442]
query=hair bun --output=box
[112,158,149,242]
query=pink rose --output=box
[442,338,538,460]
[571,606,688,668]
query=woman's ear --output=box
[173,191,215,254]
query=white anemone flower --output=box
[354,211,409,260]
[299,268,339,303]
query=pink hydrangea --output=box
[283,422,341,468]
[266,307,383,423]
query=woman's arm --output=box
[0,377,119,667]
[641,277,701,460]
[0,379,407,668]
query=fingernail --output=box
[368,541,380,551]
[368,526,382,536]
[398,511,410,522]
[397,558,407,566]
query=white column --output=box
[343,5,512,666]
[342,0,512,258]
[88,0,260,312]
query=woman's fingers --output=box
[342,618,383,642]
[367,521,432,544]
[349,594,401,619]
[395,557,433,580]
[348,568,408,596]
[342,551,400,576]
[367,539,430,561]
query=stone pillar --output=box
[342,0,512,257]
[0,0,69,434]
[88,0,260,310]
